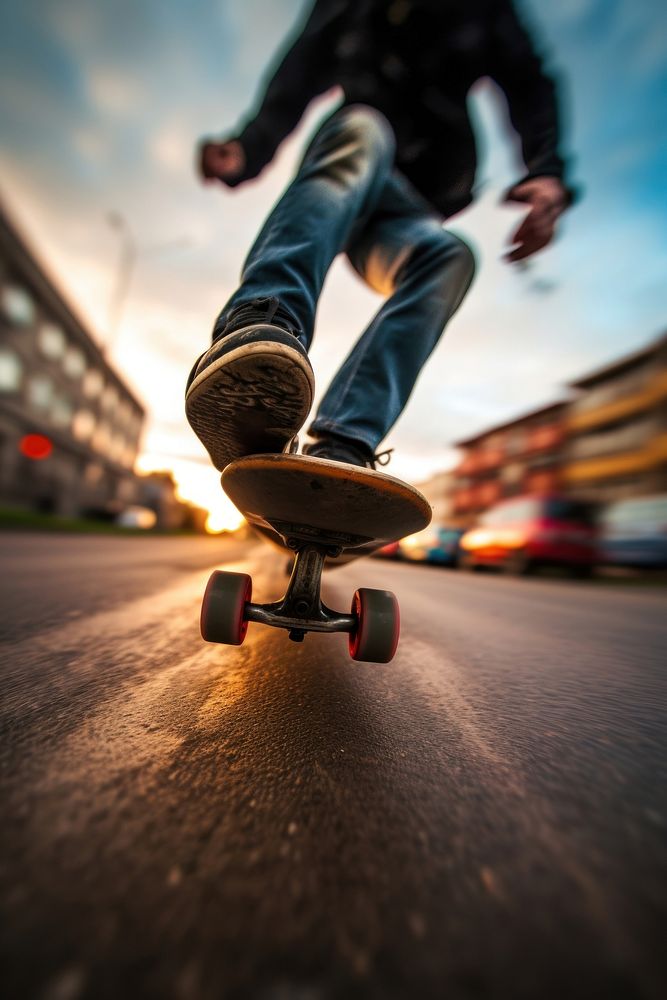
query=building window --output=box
[0,349,23,391]
[501,462,524,485]
[51,395,74,429]
[72,409,96,441]
[2,284,35,326]
[102,385,118,411]
[117,401,132,425]
[92,422,111,453]
[38,322,66,360]
[63,347,86,379]
[27,375,54,410]
[109,434,125,462]
[83,369,104,397]
[506,428,525,456]
[84,462,104,486]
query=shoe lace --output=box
[373,447,393,468]
[227,297,300,337]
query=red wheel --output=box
[200,571,252,645]
[349,588,400,663]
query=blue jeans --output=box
[216,105,475,453]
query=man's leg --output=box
[186,105,397,470]
[307,172,475,462]
[216,104,397,344]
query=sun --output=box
[136,452,245,533]
[205,506,243,534]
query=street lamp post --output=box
[107,211,136,348]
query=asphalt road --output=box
[1,533,666,1000]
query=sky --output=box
[1,0,666,524]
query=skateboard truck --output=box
[245,541,354,643]
[200,536,401,663]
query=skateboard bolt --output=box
[294,599,310,616]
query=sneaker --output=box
[303,434,393,470]
[186,298,314,470]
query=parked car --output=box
[115,505,158,529]
[399,526,464,566]
[599,494,667,568]
[372,540,401,559]
[459,495,597,576]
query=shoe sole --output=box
[185,340,314,470]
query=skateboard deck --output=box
[199,454,431,663]
[222,453,431,559]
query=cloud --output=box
[222,0,309,83]
[86,66,147,116]
[70,125,110,165]
[148,120,194,175]
[633,20,667,76]
[42,0,101,50]
[540,0,600,25]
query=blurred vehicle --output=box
[459,495,597,577]
[399,526,464,566]
[372,540,401,559]
[116,506,158,529]
[599,494,667,568]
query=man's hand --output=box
[199,139,246,185]
[504,177,568,263]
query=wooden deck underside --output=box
[222,454,431,556]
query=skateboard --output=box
[200,454,431,662]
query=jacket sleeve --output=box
[229,0,346,183]
[488,0,575,199]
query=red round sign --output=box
[20,434,53,460]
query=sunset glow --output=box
[136,452,245,533]
[205,507,244,535]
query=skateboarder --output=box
[186,0,574,473]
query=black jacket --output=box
[227,0,573,218]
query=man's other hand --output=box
[199,140,246,185]
[504,177,568,262]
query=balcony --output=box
[563,432,667,483]
[568,369,667,432]
[457,448,505,476]
[525,423,564,453]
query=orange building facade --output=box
[451,402,567,525]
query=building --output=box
[446,332,667,524]
[451,402,567,525]
[563,333,667,503]
[0,205,146,517]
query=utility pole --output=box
[107,211,136,349]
